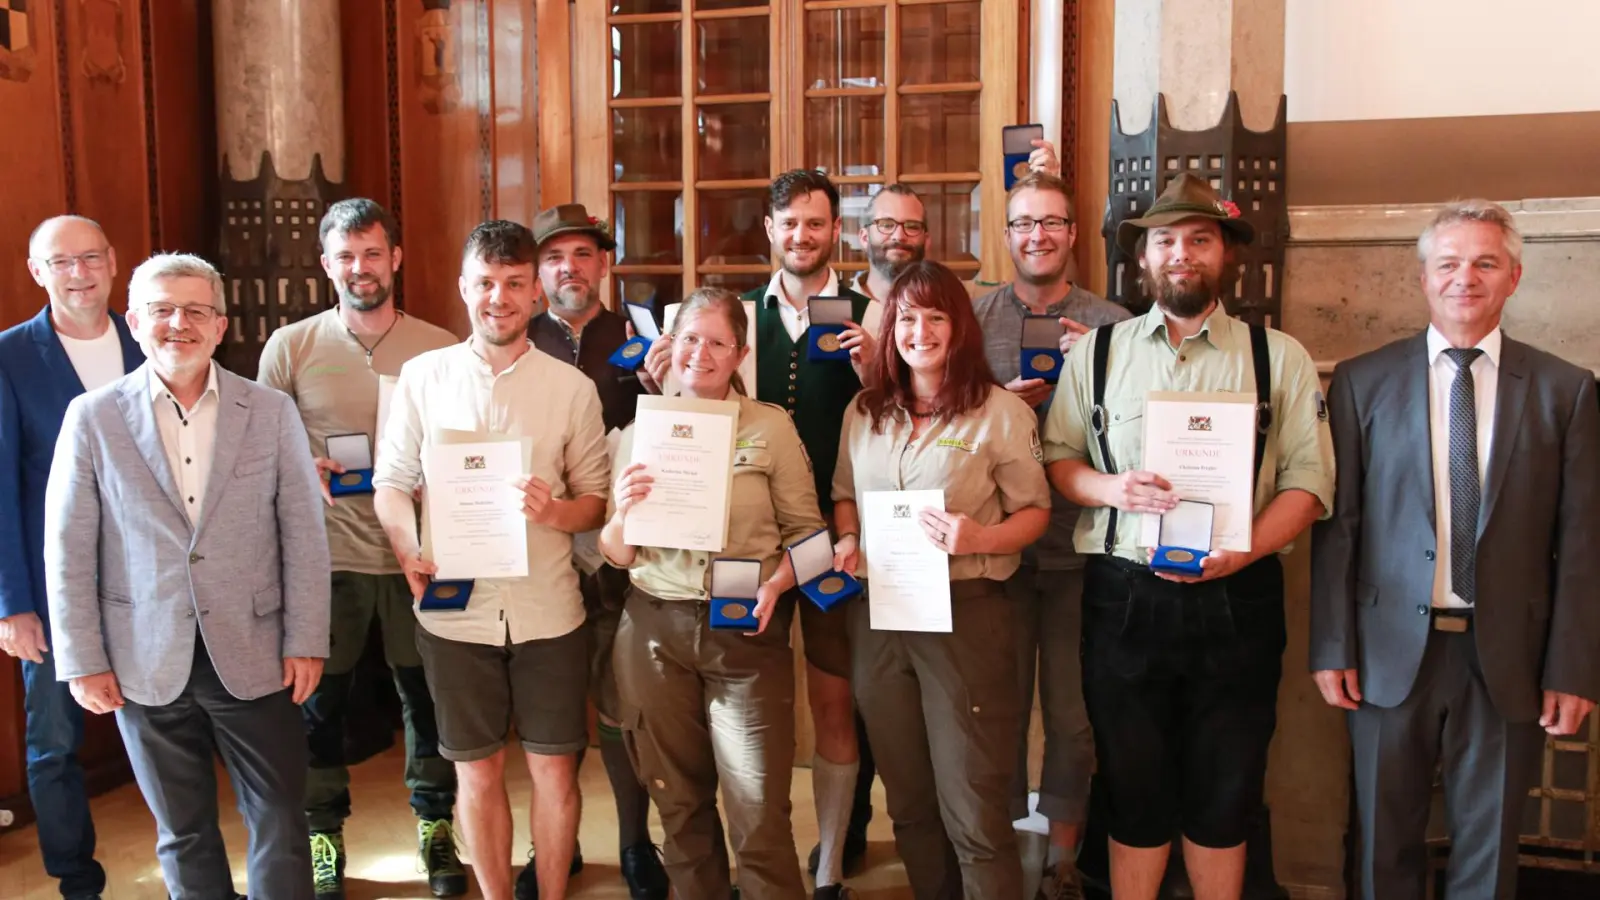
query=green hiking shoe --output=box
[418,818,468,898]
[310,831,346,900]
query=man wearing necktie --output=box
[1311,200,1600,900]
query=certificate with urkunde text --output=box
[862,489,952,632]
[1137,391,1255,552]
[422,439,529,580]
[623,396,738,552]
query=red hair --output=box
[856,260,995,429]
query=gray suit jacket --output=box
[1311,332,1600,722]
[43,362,331,706]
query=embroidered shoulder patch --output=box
[1315,391,1329,422]
[1030,429,1044,463]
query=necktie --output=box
[1444,347,1483,604]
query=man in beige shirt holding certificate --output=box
[374,220,611,900]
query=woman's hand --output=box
[749,580,784,635]
[612,463,653,516]
[832,533,860,574]
[918,508,987,555]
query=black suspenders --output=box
[1088,322,1273,555]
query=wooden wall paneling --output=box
[493,0,541,226]
[63,0,154,299]
[146,0,216,258]
[1073,0,1112,296]
[341,0,395,212]
[978,0,1020,285]
[0,0,68,333]
[532,0,567,210]
[570,0,609,307]
[396,0,494,336]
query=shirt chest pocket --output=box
[1096,395,1146,472]
[730,445,776,517]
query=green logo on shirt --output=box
[936,438,975,453]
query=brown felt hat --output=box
[1115,172,1254,257]
[532,203,616,252]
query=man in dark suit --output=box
[1311,200,1600,900]
[0,215,142,900]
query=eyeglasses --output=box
[144,302,222,324]
[676,332,738,359]
[34,250,111,274]
[1006,216,1072,234]
[870,218,927,237]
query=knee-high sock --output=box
[813,754,861,887]
[598,721,651,851]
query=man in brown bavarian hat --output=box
[1042,173,1334,900]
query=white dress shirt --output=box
[765,268,842,343]
[1426,325,1500,609]
[150,363,221,526]
[372,341,612,645]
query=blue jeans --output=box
[22,650,105,897]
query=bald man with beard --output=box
[0,216,143,900]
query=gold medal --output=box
[433,585,460,600]
[621,342,644,359]
[819,576,845,595]
[1163,549,1195,563]
[1013,160,1030,180]
[721,601,750,619]
[817,332,841,353]
[338,473,364,486]
[1031,354,1057,373]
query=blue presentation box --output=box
[1003,123,1044,190]
[1020,315,1064,384]
[326,432,374,497]
[1150,499,1215,577]
[709,558,763,631]
[806,297,854,362]
[609,301,661,371]
[787,528,861,612]
[419,579,474,611]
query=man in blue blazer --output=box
[0,216,142,900]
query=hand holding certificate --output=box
[862,490,952,632]
[621,396,739,552]
[1137,391,1256,553]
[421,439,529,581]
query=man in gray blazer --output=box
[44,252,332,900]
[1311,200,1600,900]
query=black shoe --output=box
[806,830,868,877]
[513,844,585,900]
[619,841,670,900]
[418,819,468,898]
[814,885,857,900]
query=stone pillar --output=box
[1102,0,1288,326]
[211,0,345,376]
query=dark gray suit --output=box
[45,363,331,900]
[1311,331,1600,900]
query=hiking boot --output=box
[418,819,468,898]
[310,831,345,900]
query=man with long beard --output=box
[258,198,464,900]
[516,203,669,900]
[971,172,1128,898]
[1041,173,1334,900]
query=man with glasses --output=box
[971,171,1128,898]
[257,198,465,900]
[44,252,331,900]
[851,183,929,308]
[0,216,142,900]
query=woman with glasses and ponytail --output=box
[599,287,822,900]
[831,260,1051,899]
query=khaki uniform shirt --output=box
[1041,304,1335,563]
[258,309,459,574]
[614,393,825,602]
[372,341,611,643]
[832,385,1051,582]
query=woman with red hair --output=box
[830,260,1051,898]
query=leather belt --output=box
[1432,608,1473,633]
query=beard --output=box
[1139,262,1232,319]
[780,242,833,279]
[548,282,595,315]
[338,278,393,312]
[867,239,924,280]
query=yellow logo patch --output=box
[936,437,975,453]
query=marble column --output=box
[1102,0,1288,326]
[211,0,346,376]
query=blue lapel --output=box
[114,364,188,523]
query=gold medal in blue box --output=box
[1150,499,1214,576]
[609,300,661,371]
[807,297,854,362]
[710,558,763,630]
[787,527,861,612]
[1021,315,1064,383]
[326,432,375,497]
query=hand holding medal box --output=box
[1020,315,1065,383]
[326,433,375,496]
[709,558,762,631]
[787,527,861,611]
[1150,499,1214,576]
[609,301,660,371]
[807,297,854,362]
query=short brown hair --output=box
[769,169,840,219]
[1005,172,1075,221]
[462,220,537,267]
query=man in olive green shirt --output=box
[1042,174,1333,900]
[258,198,464,900]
